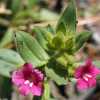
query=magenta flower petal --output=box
[88,78,96,88]
[23,63,33,72]
[85,58,92,67]
[77,79,88,90]
[33,69,44,81]
[74,66,83,78]
[19,84,30,96]
[22,63,33,78]
[12,71,25,86]
[12,63,44,96]
[31,84,42,96]
[90,66,100,77]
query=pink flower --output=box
[75,59,100,90]
[12,63,44,96]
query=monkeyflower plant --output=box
[11,0,100,98]
[0,0,100,99]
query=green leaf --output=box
[56,22,66,35]
[0,28,13,48]
[15,31,49,67]
[0,60,16,77]
[45,67,67,85]
[0,49,24,77]
[56,0,76,35]
[32,28,48,49]
[45,60,67,85]
[65,36,75,54]
[19,31,49,60]
[75,31,92,51]
[32,27,54,51]
[33,27,53,41]
[0,49,24,65]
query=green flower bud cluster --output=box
[48,32,75,54]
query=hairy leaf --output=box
[0,49,24,77]
[45,60,67,85]
[56,0,76,35]
[15,31,49,67]
[0,28,13,48]
[75,31,92,51]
